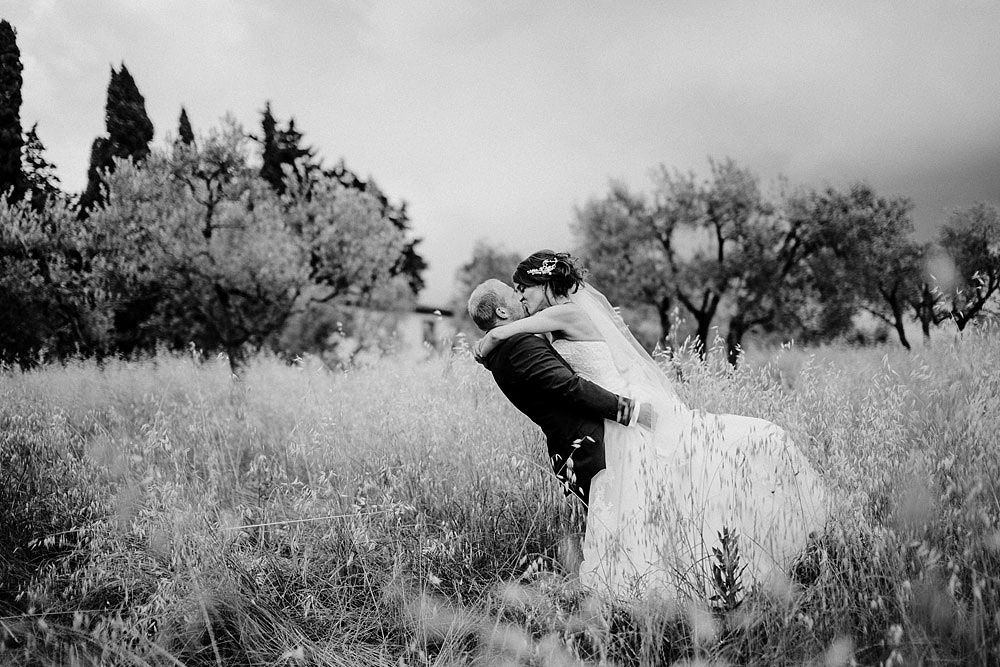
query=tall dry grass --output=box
[1,325,998,666]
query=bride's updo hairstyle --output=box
[512,250,587,298]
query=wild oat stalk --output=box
[2,323,1000,665]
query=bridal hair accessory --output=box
[526,257,558,276]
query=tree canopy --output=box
[577,158,798,360]
[939,202,1000,330]
[86,119,414,373]
[574,158,998,361]
[22,123,62,210]
[177,107,194,146]
[258,101,316,195]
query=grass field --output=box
[2,326,999,666]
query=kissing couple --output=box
[468,250,830,600]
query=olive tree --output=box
[0,194,112,365]
[93,119,410,373]
[577,158,806,362]
[938,202,1000,330]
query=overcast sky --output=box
[6,1,1000,304]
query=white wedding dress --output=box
[555,287,829,600]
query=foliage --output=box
[22,123,63,210]
[668,158,777,360]
[791,183,924,350]
[574,182,676,348]
[255,103,426,297]
[1,109,423,368]
[91,122,300,369]
[575,163,989,360]
[3,332,1000,665]
[0,19,25,203]
[450,239,523,332]
[577,158,809,361]
[327,159,427,297]
[79,64,154,214]
[88,118,410,373]
[0,194,112,366]
[176,107,194,146]
[393,236,428,297]
[716,175,814,364]
[938,202,1000,330]
[258,101,316,195]
[276,162,418,367]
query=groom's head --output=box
[468,279,526,331]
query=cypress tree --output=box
[177,106,194,146]
[106,64,153,159]
[79,136,111,214]
[23,123,61,209]
[258,101,314,194]
[80,63,154,213]
[259,101,280,190]
[0,19,25,202]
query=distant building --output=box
[394,304,459,360]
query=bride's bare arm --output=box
[475,304,597,358]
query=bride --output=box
[475,250,830,599]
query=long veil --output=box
[568,283,830,597]
[568,283,691,438]
[569,282,697,593]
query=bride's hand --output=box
[637,402,656,430]
[473,332,497,364]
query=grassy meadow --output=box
[2,326,999,666]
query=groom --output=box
[468,279,652,505]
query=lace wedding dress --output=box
[555,288,829,600]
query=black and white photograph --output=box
[2,2,999,665]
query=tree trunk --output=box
[951,276,999,332]
[694,315,712,359]
[227,344,248,420]
[920,314,931,342]
[726,315,746,367]
[917,283,935,342]
[952,308,970,332]
[678,291,721,360]
[656,295,672,348]
[227,344,245,378]
[891,301,911,351]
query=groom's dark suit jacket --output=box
[482,332,622,504]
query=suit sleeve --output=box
[505,335,621,420]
